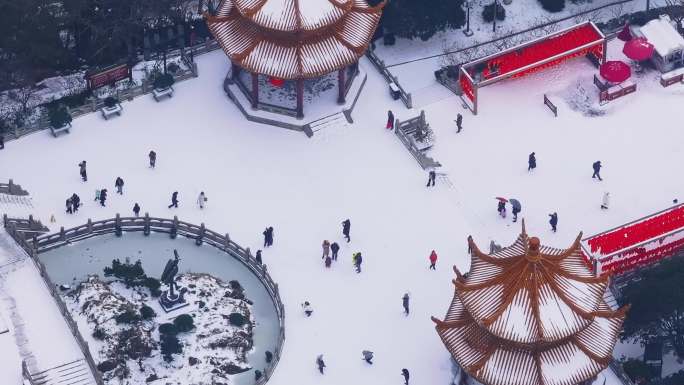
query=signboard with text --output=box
[87,64,131,90]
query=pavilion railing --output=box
[3,214,286,385]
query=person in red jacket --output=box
[429,250,438,270]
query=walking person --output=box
[386,110,394,130]
[302,301,313,317]
[322,240,330,259]
[99,189,107,207]
[197,191,207,209]
[592,161,603,181]
[401,369,410,385]
[94,189,100,202]
[78,161,87,182]
[133,203,141,217]
[429,250,438,270]
[497,200,506,218]
[168,191,179,208]
[402,292,410,315]
[342,219,351,242]
[316,355,325,374]
[455,113,463,133]
[325,255,332,268]
[510,199,521,223]
[426,170,436,187]
[115,177,124,195]
[262,226,274,247]
[601,192,610,210]
[255,250,262,265]
[362,350,374,364]
[549,212,558,232]
[330,241,340,261]
[0,134,4,149]
[353,252,362,273]
[149,150,156,168]
[71,194,80,212]
[66,197,73,214]
[528,152,536,171]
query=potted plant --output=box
[48,104,72,137]
[101,96,122,119]
[152,73,175,101]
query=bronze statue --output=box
[160,249,181,302]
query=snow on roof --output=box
[639,17,684,58]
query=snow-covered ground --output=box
[1,32,684,385]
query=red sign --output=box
[87,64,131,90]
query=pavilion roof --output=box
[207,0,384,79]
[432,222,629,385]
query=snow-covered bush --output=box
[482,2,506,22]
[115,309,141,324]
[48,105,72,128]
[173,314,194,332]
[538,0,565,13]
[103,96,118,108]
[166,62,180,74]
[140,305,156,320]
[153,73,175,90]
[160,333,182,361]
[159,323,178,336]
[229,312,248,327]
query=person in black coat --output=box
[115,177,124,194]
[401,368,410,385]
[342,219,351,242]
[99,189,107,206]
[353,252,362,273]
[549,212,558,232]
[330,242,340,261]
[316,355,326,374]
[71,193,80,212]
[78,161,87,181]
[592,161,602,181]
[133,203,141,217]
[149,150,156,168]
[168,191,179,208]
[456,113,463,133]
[426,170,436,187]
[262,227,274,247]
[528,152,536,171]
[402,293,410,315]
[256,250,262,265]
[0,135,4,149]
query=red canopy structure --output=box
[432,222,628,385]
[623,37,655,61]
[600,61,631,83]
[459,22,606,114]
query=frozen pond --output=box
[38,232,281,385]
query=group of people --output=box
[65,193,81,214]
[315,351,411,384]
[318,220,359,272]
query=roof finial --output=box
[521,218,527,236]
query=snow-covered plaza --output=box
[2,33,684,384]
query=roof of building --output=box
[639,16,684,58]
[207,0,384,79]
[432,221,629,385]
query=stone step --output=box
[30,359,96,385]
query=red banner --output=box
[87,64,131,90]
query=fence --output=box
[0,179,29,196]
[4,39,218,142]
[3,214,286,385]
[394,111,442,170]
[366,49,413,109]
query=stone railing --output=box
[0,179,29,196]
[366,49,413,109]
[4,214,286,385]
[394,110,442,170]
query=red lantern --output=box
[269,77,284,87]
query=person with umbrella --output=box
[510,199,521,223]
[496,197,507,218]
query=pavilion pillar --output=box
[337,67,346,104]
[251,72,259,109]
[296,78,304,119]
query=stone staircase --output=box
[308,112,349,133]
[29,359,96,385]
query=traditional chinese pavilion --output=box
[206,0,384,119]
[432,222,629,385]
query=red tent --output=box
[600,61,631,83]
[623,37,654,61]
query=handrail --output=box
[4,214,285,385]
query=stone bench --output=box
[50,122,71,137]
[101,104,122,120]
[153,86,174,102]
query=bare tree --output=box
[608,3,625,22]
[664,0,684,33]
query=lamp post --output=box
[463,0,474,36]
[190,25,196,63]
